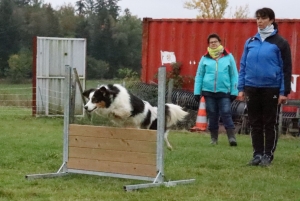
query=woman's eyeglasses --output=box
[209,40,219,44]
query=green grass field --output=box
[1,109,300,201]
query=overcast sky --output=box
[47,0,300,19]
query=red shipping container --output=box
[141,18,300,100]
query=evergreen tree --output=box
[113,9,142,73]
[75,0,87,15]
[89,0,120,78]
[0,0,20,77]
[14,0,32,7]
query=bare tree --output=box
[184,0,228,19]
[184,0,250,19]
[231,4,250,19]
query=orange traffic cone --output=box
[190,96,208,132]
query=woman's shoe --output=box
[248,155,262,166]
[226,128,237,146]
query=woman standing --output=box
[238,8,292,166]
[194,33,238,146]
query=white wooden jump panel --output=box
[68,124,157,177]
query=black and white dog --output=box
[82,84,188,150]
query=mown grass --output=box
[0,83,32,107]
[1,109,300,201]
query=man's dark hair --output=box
[207,33,221,44]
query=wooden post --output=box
[32,36,37,116]
[73,68,91,120]
[69,77,76,123]
[167,79,174,103]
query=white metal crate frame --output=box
[33,36,86,116]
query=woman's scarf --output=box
[208,45,224,59]
[258,24,274,41]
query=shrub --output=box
[6,48,32,83]
[154,62,194,89]
[117,67,139,80]
[86,56,110,79]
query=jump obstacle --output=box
[26,66,195,191]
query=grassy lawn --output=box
[0,83,32,107]
[0,109,300,201]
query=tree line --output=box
[0,0,142,82]
[0,0,248,83]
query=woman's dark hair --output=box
[255,7,278,31]
[207,33,221,44]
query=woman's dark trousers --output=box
[245,86,280,160]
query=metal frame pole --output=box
[124,66,195,191]
[62,65,72,171]
[156,66,166,183]
[25,65,72,179]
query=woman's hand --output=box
[194,95,201,102]
[278,95,287,105]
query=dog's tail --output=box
[165,103,188,128]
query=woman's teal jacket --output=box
[194,49,238,96]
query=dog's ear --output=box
[99,85,118,95]
[99,86,107,93]
[93,86,107,97]
[106,85,119,95]
[82,88,95,98]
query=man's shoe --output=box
[260,155,272,167]
[248,155,262,166]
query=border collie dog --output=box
[82,84,188,150]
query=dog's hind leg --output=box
[164,129,173,150]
